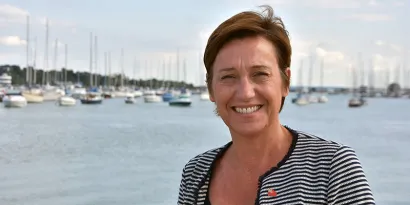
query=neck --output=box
[227,122,293,173]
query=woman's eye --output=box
[255,72,269,76]
[221,75,234,79]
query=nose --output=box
[236,77,255,101]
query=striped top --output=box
[177,127,375,205]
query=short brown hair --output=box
[203,5,292,112]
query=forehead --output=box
[213,36,278,71]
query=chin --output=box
[228,121,268,137]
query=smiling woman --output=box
[177,5,375,205]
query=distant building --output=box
[0,73,12,86]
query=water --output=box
[0,94,408,205]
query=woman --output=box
[178,5,375,205]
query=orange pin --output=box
[267,188,277,197]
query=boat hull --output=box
[22,92,44,103]
[80,99,102,104]
[58,97,76,106]
[3,96,27,108]
[125,99,136,104]
[169,101,192,106]
[144,96,162,103]
[169,97,192,107]
[318,95,328,103]
[348,98,366,108]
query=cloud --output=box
[371,54,402,71]
[393,0,406,7]
[51,39,65,48]
[316,47,345,62]
[0,4,75,29]
[0,4,28,19]
[344,13,394,22]
[374,40,402,53]
[37,16,76,28]
[0,4,29,27]
[0,36,26,46]
[367,0,381,7]
[256,0,366,9]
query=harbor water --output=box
[0,94,409,205]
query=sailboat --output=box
[198,52,210,101]
[58,44,76,106]
[292,60,309,106]
[125,94,136,104]
[318,58,328,103]
[22,15,44,103]
[3,90,27,108]
[44,38,65,101]
[306,54,318,103]
[81,33,103,105]
[348,55,366,108]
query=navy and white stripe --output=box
[177,128,375,205]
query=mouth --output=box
[232,105,263,114]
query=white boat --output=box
[143,90,162,103]
[125,95,136,104]
[133,90,143,98]
[294,97,309,106]
[307,95,319,103]
[3,92,27,108]
[169,95,192,107]
[292,93,309,106]
[318,95,328,103]
[43,90,64,101]
[57,96,76,106]
[22,90,44,103]
[71,87,87,99]
[80,92,102,104]
[200,92,210,101]
[348,97,366,108]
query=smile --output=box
[232,105,262,114]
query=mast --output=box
[26,15,30,86]
[120,48,124,87]
[108,52,111,87]
[176,49,180,82]
[308,54,314,92]
[94,36,98,86]
[52,38,58,83]
[133,56,137,88]
[89,32,93,87]
[64,44,68,85]
[42,18,49,85]
[298,59,304,92]
[168,57,172,89]
[104,52,107,87]
[32,37,37,84]
[183,58,187,85]
[319,57,324,90]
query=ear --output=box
[210,92,215,102]
[282,67,291,97]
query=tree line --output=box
[0,65,196,89]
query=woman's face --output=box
[210,36,290,136]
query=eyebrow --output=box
[218,65,269,72]
[218,67,235,72]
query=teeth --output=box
[234,106,261,114]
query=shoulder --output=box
[291,128,351,155]
[289,127,365,168]
[290,128,375,204]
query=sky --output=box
[0,0,409,87]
